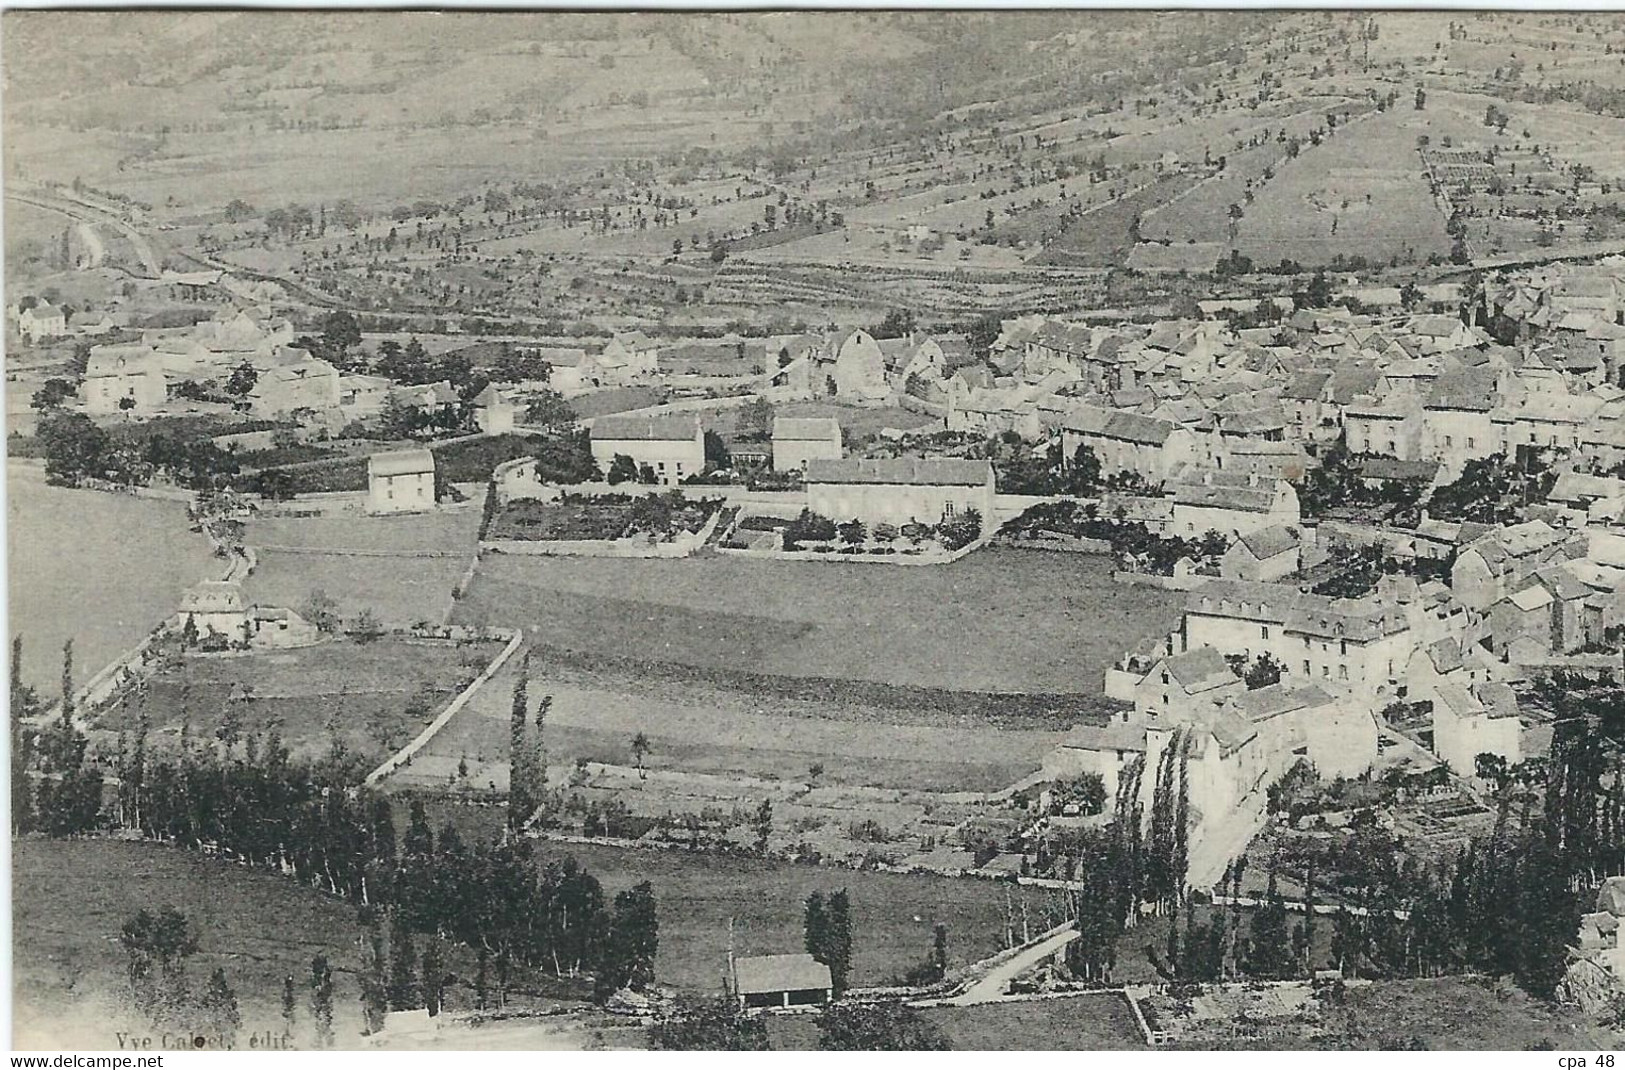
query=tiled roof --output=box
[804,457,991,487]
[591,414,702,442]
[772,417,841,443]
[733,954,831,995]
[368,448,435,477]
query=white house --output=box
[804,457,995,529]
[17,299,68,344]
[83,344,168,415]
[589,414,705,486]
[771,416,843,472]
[367,448,437,515]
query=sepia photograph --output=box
[8,6,1625,1052]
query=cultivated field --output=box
[1231,106,1476,266]
[454,547,1183,696]
[12,838,370,1050]
[6,467,218,693]
[90,636,501,763]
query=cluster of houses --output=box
[1017,261,1625,864]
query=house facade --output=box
[367,448,437,515]
[589,414,706,486]
[771,416,843,472]
[804,457,995,528]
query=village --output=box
[14,8,1625,1055]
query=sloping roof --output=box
[772,416,841,443]
[1158,645,1240,694]
[591,414,702,442]
[1356,457,1439,483]
[804,457,991,488]
[733,954,831,995]
[1281,370,1334,402]
[1426,366,1499,412]
[1103,411,1178,446]
[368,448,435,477]
[1059,720,1148,754]
[180,580,247,614]
[1231,682,1337,723]
[1508,584,1554,612]
[1237,524,1301,561]
[1170,478,1286,514]
[1186,579,1305,624]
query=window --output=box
[1467,437,1475,449]
[1162,694,1169,707]
[1261,625,1270,639]
[1321,665,1330,677]
[1303,660,1311,675]
[1444,435,1453,448]
[943,501,956,518]
[1338,664,1348,680]
[1339,640,1348,657]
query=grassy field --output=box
[767,992,1145,1050]
[1232,107,1473,267]
[89,636,500,763]
[243,503,482,629]
[397,646,1064,797]
[247,504,482,554]
[6,466,219,693]
[455,547,1182,696]
[423,805,1063,994]
[245,551,471,631]
[12,838,370,1050]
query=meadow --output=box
[12,838,370,1049]
[1231,106,1476,266]
[454,546,1183,696]
[242,504,482,629]
[6,466,218,692]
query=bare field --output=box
[454,547,1183,696]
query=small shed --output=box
[731,953,832,1009]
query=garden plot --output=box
[89,635,503,764]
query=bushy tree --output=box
[815,1002,950,1050]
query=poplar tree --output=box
[508,656,532,831]
[309,955,334,1049]
[387,909,419,1011]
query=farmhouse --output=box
[248,349,341,418]
[825,329,891,404]
[804,457,995,528]
[1133,645,1245,721]
[582,332,659,386]
[1220,524,1303,582]
[730,954,832,1010]
[1167,471,1300,540]
[367,448,437,516]
[771,416,843,472]
[1431,681,1545,776]
[589,414,705,486]
[1449,520,1578,612]
[16,299,67,344]
[82,344,167,415]
[179,580,249,640]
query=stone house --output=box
[589,414,705,486]
[367,448,437,515]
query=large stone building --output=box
[804,457,994,528]
[589,414,705,486]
